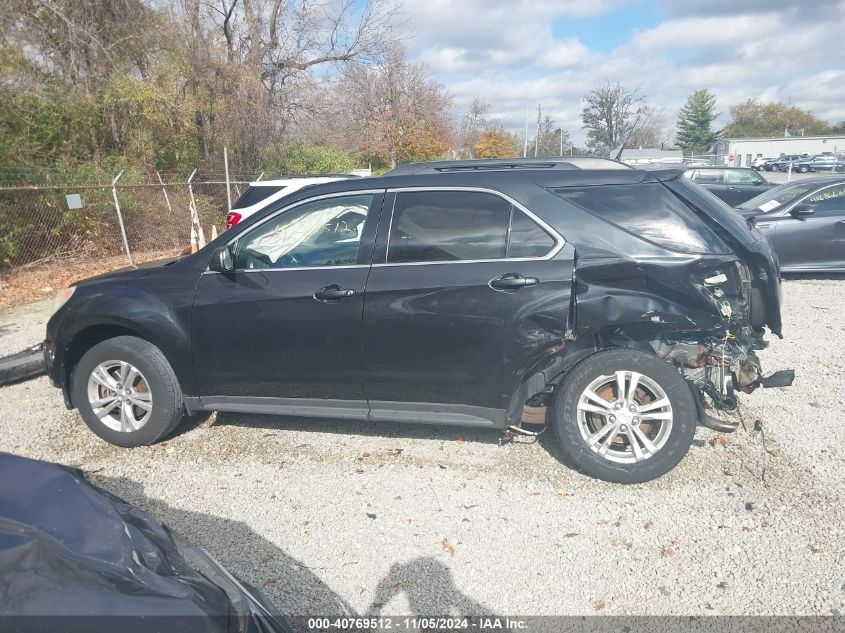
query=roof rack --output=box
[385,157,631,176]
[255,173,360,182]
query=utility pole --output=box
[534,105,542,158]
[560,128,564,157]
[523,108,529,158]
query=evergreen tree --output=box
[676,89,719,155]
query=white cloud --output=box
[397,0,845,143]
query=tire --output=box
[797,165,808,173]
[71,336,185,447]
[550,348,697,484]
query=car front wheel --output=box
[551,348,697,483]
[71,336,185,447]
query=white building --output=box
[615,147,684,165]
[714,135,845,168]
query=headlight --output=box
[49,287,75,317]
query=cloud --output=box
[397,0,845,143]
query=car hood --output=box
[0,452,290,632]
[74,256,184,286]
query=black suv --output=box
[44,159,786,483]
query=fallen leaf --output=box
[455,438,466,445]
[643,521,654,530]
[597,518,610,525]
[441,538,455,556]
[660,547,674,557]
[594,600,605,611]
[357,452,371,461]
[387,448,403,457]
[709,435,728,447]
[742,526,753,532]
[355,468,365,474]
[670,538,680,545]
[808,543,823,554]
[718,524,729,529]
[564,532,579,538]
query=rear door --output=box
[690,169,729,201]
[768,184,845,271]
[191,191,384,414]
[723,169,772,205]
[361,188,573,426]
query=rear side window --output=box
[386,191,556,263]
[231,185,285,210]
[725,170,761,184]
[691,169,724,184]
[551,183,728,254]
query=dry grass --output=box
[0,250,181,309]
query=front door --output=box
[362,189,574,426]
[769,185,845,270]
[723,169,771,206]
[191,192,384,415]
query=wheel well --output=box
[63,325,145,398]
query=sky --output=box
[396,0,845,144]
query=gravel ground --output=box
[0,279,843,618]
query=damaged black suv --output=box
[44,158,789,483]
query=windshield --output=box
[738,182,814,212]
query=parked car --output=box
[763,155,807,171]
[684,167,775,205]
[790,155,835,173]
[41,158,788,484]
[736,177,845,272]
[0,451,291,632]
[809,158,845,173]
[752,157,773,171]
[225,175,358,229]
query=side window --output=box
[693,169,725,184]
[726,170,761,185]
[386,191,556,264]
[806,186,845,216]
[508,209,555,258]
[233,194,374,269]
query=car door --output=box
[191,191,385,415]
[724,169,772,205]
[690,169,728,201]
[361,188,574,427]
[763,184,845,271]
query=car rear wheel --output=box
[71,336,185,447]
[551,348,697,483]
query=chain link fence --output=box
[0,174,257,305]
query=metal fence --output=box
[0,175,255,271]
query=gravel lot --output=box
[0,279,843,618]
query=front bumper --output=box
[0,342,47,387]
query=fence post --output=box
[224,146,232,211]
[186,169,206,249]
[156,171,174,216]
[111,171,134,267]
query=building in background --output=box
[714,135,845,167]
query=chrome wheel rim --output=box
[576,370,673,464]
[86,361,153,432]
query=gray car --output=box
[685,167,775,205]
[736,178,845,272]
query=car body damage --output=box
[507,169,790,435]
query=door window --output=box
[725,170,762,185]
[386,190,555,264]
[691,169,724,184]
[806,186,845,216]
[233,194,374,269]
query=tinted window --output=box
[738,183,815,212]
[388,191,510,263]
[725,169,761,184]
[234,194,373,269]
[691,169,724,184]
[552,183,728,254]
[231,185,285,210]
[807,185,845,216]
[509,209,555,258]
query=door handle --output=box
[728,186,740,191]
[489,273,539,291]
[314,284,355,302]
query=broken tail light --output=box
[225,212,242,230]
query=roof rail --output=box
[385,157,631,176]
[256,173,360,181]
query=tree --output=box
[581,81,644,153]
[459,98,491,158]
[627,105,672,149]
[527,115,571,157]
[328,45,454,168]
[676,89,719,154]
[473,123,521,158]
[722,99,832,138]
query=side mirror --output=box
[789,203,815,219]
[208,245,235,273]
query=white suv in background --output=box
[225,175,360,229]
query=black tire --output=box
[71,336,185,447]
[550,348,697,484]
